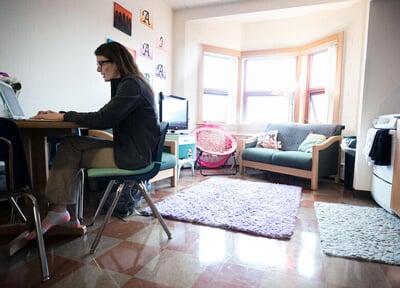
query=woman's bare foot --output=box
[26,210,71,240]
[60,218,81,228]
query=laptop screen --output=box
[0,81,25,118]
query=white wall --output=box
[3,0,396,192]
[354,0,400,191]
[0,0,173,116]
[172,0,367,135]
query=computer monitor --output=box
[158,92,189,132]
[0,80,26,119]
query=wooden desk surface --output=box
[15,119,81,129]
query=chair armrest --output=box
[87,130,113,141]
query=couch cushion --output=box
[298,133,326,153]
[265,123,344,151]
[271,150,312,170]
[256,130,282,149]
[160,152,176,170]
[241,147,278,163]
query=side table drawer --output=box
[166,133,196,159]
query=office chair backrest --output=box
[0,117,31,194]
[131,121,169,182]
[149,121,169,175]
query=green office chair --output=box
[86,122,173,254]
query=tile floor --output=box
[1,168,400,288]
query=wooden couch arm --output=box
[241,135,258,151]
[151,139,178,187]
[163,139,178,156]
[311,135,342,189]
[312,135,342,152]
[88,129,113,140]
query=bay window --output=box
[243,56,297,123]
[199,32,343,125]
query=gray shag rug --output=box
[143,178,301,239]
[315,202,400,265]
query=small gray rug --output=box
[315,202,400,265]
[143,178,301,238]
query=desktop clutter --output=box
[0,75,22,118]
[0,79,26,119]
[0,72,22,93]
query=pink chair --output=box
[193,124,238,176]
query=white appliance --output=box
[370,114,400,213]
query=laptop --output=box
[0,80,29,120]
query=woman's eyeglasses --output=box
[97,60,113,68]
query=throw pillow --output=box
[298,133,326,153]
[257,130,282,149]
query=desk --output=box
[15,120,86,236]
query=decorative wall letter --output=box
[144,72,153,86]
[155,63,166,79]
[140,9,153,29]
[140,42,153,60]
[156,35,167,52]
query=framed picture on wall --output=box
[113,2,132,36]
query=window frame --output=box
[198,32,344,126]
[301,33,343,123]
[198,45,241,124]
[241,53,298,123]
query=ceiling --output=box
[163,0,249,10]
[164,0,359,22]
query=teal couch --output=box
[240,123,345,190]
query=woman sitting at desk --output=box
[27,41,160,239]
